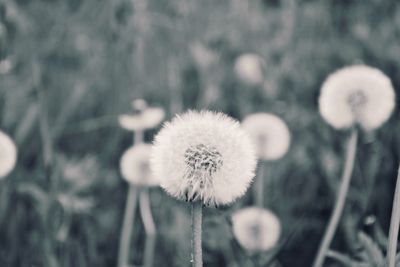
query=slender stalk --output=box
[191,201,203,267]
[386,164,400,267]
[134,130,143,145]
[139,189,157,267]
[312,128,358,267]
[254,162,265,207]
[117,185,139,267]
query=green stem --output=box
[117,185,139,267]
[139,189,157,267]
[386,164,400,267]
[191,201,203,267]
[312,128,358,267]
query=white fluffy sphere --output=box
[319,65,395,131]
[242,113,291,161]
[234,54,264,86]
[151,110,257,206]
[120,144,159,187]
[232,207,281,252]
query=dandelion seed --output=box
[120,144,158,187]
[319,65,395,131]
[232,207,281,252]
[234,53,264,86]
[0,130,17,179]
[151,110,257,206]
[242,113,291,161]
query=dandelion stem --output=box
[139,188,157,267]
[312,128,358,267]
[386,164,400,267]
[191,201,203,267]
[118,185,139,267]
[134,130,144,145]
[255,162,265,207]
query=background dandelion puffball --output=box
[242,113,291,161]
[234,53,264,86]
[319,65,395,131]
[120,144,159,187]
[151,110,257,206]
[119,107,165,131]
[232,207,281,252]
[0,131,17,178]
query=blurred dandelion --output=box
[151,110,257,267]
[234,53,265,86]
[118,100,162,267]
[313,65,396,267]
[120,144,159,187]
[118,144,158,267]
[119,99,165,133]
[319,65,395,131]
[0,130,17,179]
[242,113,291,207]
[242,113,291,161]
[232,207,281,252]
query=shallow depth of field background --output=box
[1,0,400,266]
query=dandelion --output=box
[120,144,158,187]
[234,53,264,86]
[151,110,257,267]
[241,113,291,161]
[0,130,17,179]
[232,207,281,252]
[119,107,165,132]
[118,144,158,267]
[319,65,395,131]
[313,65,396,267]
[241,113,290,207]
[118,99,162,267]
[152,110,257,206]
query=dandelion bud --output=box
[234,54,264,86]
[232,207,281,252]
[120,144,158,187]
[319,65,395,131]
[151,110,257,206]
[242,113,291,161]
[0,130,17,178]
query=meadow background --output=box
[1,0,400,266]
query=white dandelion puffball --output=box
[120,144,159,186]
[234,53,264,86]
[241,113,291,161]
[151,110,257,206]
[119,107,165,131]
[319,65,395,131]
[0,131,17,178]
[232,207,281,252]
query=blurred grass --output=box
[0,0,400,266]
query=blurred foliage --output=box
[0,0,400,266]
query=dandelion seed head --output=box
[234,54,264,86]
[120,144,159,187]
[242,113,291,161]
[0,131,17,179]
[151,110,257,206]
[119,107,165,131]
[319,65,395,131]
[232,207,281,252]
